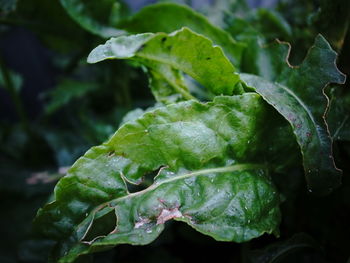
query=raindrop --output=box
[146,229,153,234]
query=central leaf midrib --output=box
[109,163,265,205]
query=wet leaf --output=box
[88,27,240,98]
[240,35,346,194]
[35,94,281,262]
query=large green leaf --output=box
[88,27,240,99]
[240,35,346,194]
[118,3,244,67]
[35,94,281,262]
[60,0,126,38]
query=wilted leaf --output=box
[35,94,281,262]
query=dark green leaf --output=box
[59,0,127,38]
[8,0,89,53]
[35,94,281,262]
[249,8,292,41]
[0,68,22,93]
[327,87,350,141]
[44,79,99,115]
[240,35,346,194]
[311,0,350,51]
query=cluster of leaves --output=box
[1,0,349,263]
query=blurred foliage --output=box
[0,0,349,262]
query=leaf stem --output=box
[151,69,198,101]
[167,78,198,101]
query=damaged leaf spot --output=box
[134,217,152,229]
[156,208,183,225]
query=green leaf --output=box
[10,0,89,53]
[59,0,127,38]
[249,8,292,41]
[202,0,249,28]
[241,38,291,82]
[44,79,99,115]
[225,15,292,79]
[240,35,346,195]
[0,68,22,93]
[118,3,244,67]
[88,27,240,97]
[35,94,281,262]
[327,87,350,141]
[119,104,162,126]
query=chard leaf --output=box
[327,89,350,141]
[240,35,346,195]
[118,3,244,67]
[35,94,281,262]
[225,16,292,80]
[88,27,240,97]
[60,0,126,38]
